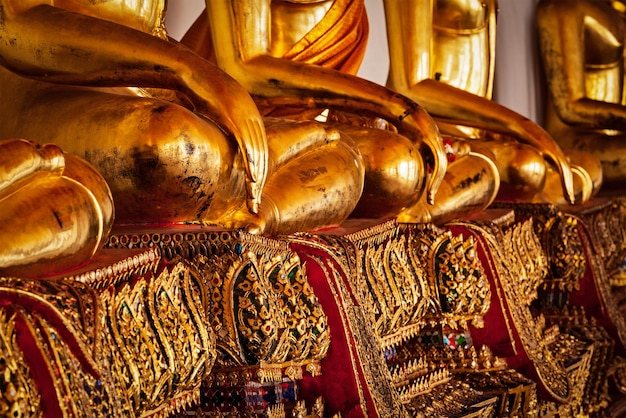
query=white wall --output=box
[358,0,389,85]
[166,0,541,122]
[166,0,205,40]
[493,0,542,122]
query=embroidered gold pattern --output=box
[100,261,215,415]
[410,223,490,328]
[289,231,406,417]
[191,242,329,376]
[297,221,539,417]
[2,196,625,416]
[454,219,576,402]
[107,229,330,375]
[346,222,439,347]
[574,198,626,281]
[0,251,215,418]
[0,309,41,417]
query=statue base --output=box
[0,198,625,417]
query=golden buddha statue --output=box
[0,139,114,278]
[384,0,603,207]
[182,0,502,224]
[537,0,626,190]
[0,0,375,236]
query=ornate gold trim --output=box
[452,219,574,402]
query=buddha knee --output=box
[349,129,425,218]
[259,137,365,233]
[491,143,547,200]
[90,101,244,223]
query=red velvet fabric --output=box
[14,312,63,417]
[291,242,377,418]
[449,225,560,402]
[569,222,626,356]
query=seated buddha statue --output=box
[0,0,376,236]
[182,0,501,224]
[537,0,626,190]
[0,139,114,278]
[383,0,603,209]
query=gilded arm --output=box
[411,80,576,203]
[537,0,626,130]
[204,0,447,204]
[0,4,267,211]
[384,0,575,204]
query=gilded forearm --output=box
[552,97,626,130]
[0,5,185,89]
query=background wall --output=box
[166,0,542,122]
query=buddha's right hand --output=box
[225,112,267,214]
[324,91,448,206]
[180,59,269,214]
[394,102,447,205]
[514,119,576,204]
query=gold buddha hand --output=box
[194,0,448,208]
[0,2,268,216]
[537,0,626,189]
[383,0,604,206]
[0,2,369,235]
[0,139,114,278]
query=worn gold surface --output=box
[183,0,450,217]
[537,0,626,188]
[106,228,333,416]
[0,249,215,417]
[0,139,114,278]
[0,0,372,236]
[384,0,603,205]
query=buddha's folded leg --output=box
[471,140,548,202]
[0,174,104,278]
[236,122,365,234]
[335,125,426,219]
[0,139,112,277]
[1,85,248,225]
[397,151,499,224]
